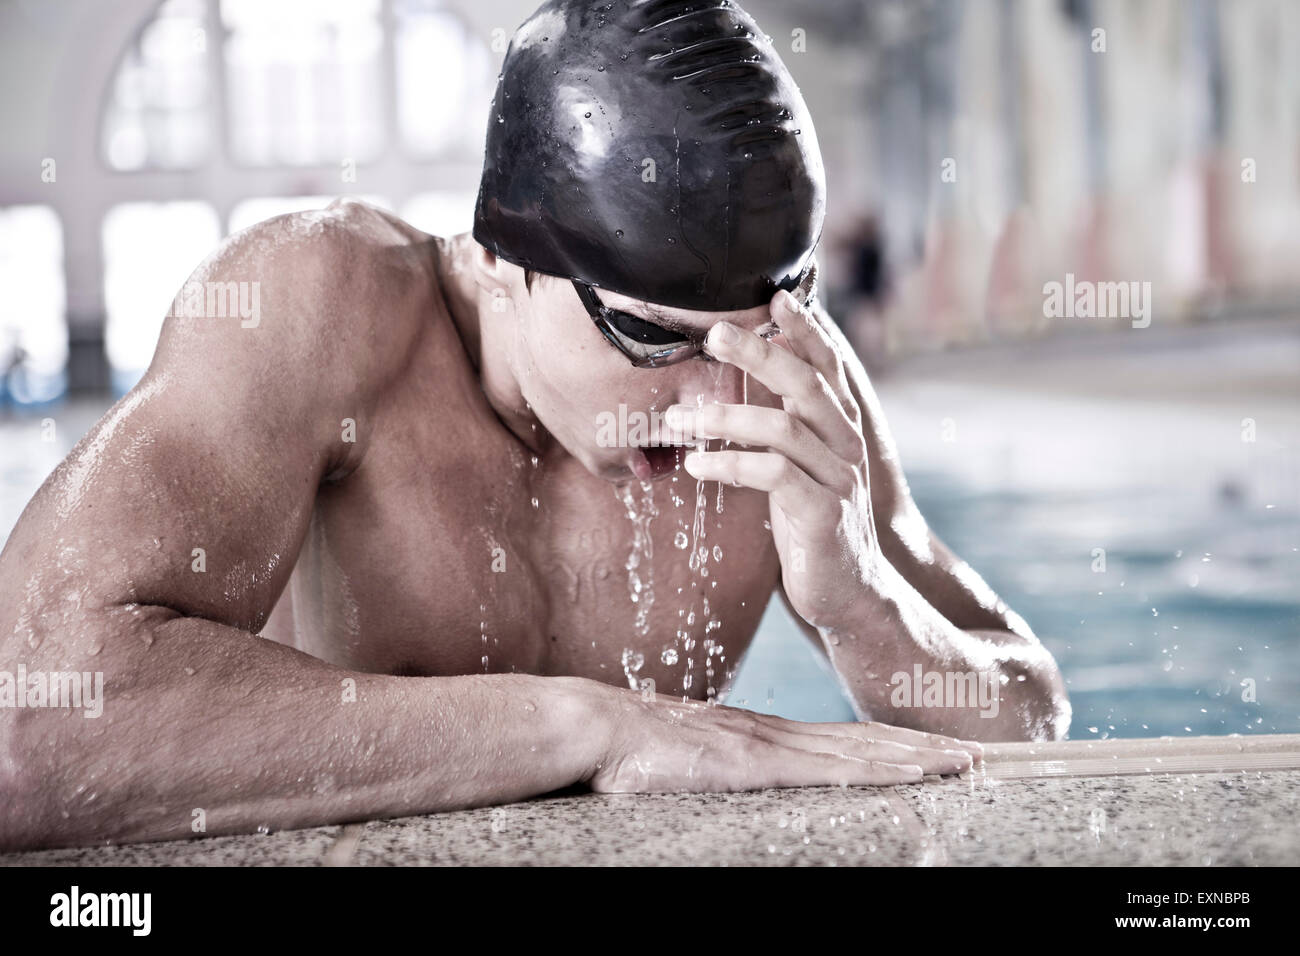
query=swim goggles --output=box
[572,262,818,369]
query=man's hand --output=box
[585,682,982,794]
[665,278,1070,741]
[668,278,883,633]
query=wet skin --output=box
[266,260,779,697]
[0,200,1068,849]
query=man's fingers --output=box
[859,720,985,762]
[723,745,924,789]
[771,289,860,426]
[704,320,861,459]
[671,403,854,492]
[769,754,926,789]
[761,725,972,775]
[682,448,834,523]
[748,712,984,764]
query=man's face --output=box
[492,264,781,483]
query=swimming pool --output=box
[729,466,1300,738]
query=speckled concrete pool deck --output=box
[5,735,1298,866]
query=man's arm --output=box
[677,275,1068,742]
[786,300,1070,741]
[780,555,1070,741]
[0,206,610,849]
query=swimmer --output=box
[0,0,1068,850]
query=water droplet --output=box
[621,648,645,689]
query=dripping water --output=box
[617,479,658,639]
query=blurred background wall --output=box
[1,0,1297,737]
[1,0,1298,396]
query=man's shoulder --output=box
[203,199,433,336]
[220,197,430,295]
[158,199,440,410]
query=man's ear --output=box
[472,242,525,316]
[472,242,517,295]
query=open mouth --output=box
[629,444,688,481]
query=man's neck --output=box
[434,233,549,457]
[433,233,481,365]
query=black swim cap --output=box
[473,0,825,312]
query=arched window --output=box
[101,0,210,171]
[92,0,493,390]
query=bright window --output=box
[400,190,477,238]
[395,0,492,158]
[102,202,221,389]
[0,206,67,404]
[101,0,210,171]
[222,0,385,166]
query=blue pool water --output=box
[728,466,1300,738]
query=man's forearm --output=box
[2,610,606,851]
[816,560,1070,742]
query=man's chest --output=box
[272,446,781,700]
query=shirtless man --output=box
[0,0,1068,851]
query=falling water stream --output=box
[618,366,756,699]
[617,479,657,689]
